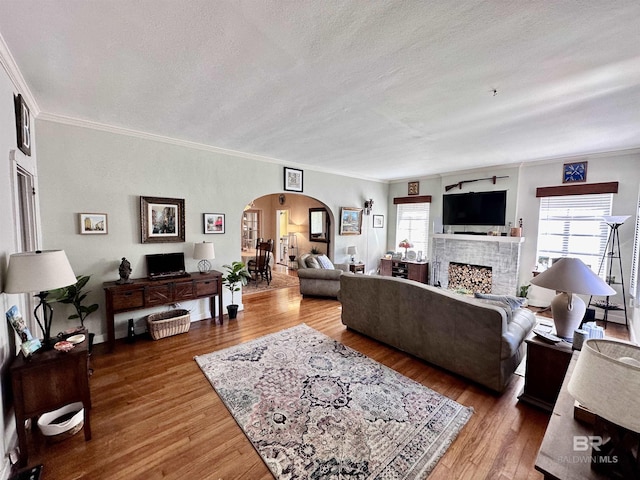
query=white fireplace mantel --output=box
[432,233,525,244]
[431,234,525,295]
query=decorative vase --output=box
[227,304,239,320]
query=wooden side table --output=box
[349,263,365,274]
[518,335,573,412]
[10,336,92,467]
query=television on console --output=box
[146,252,187,279]
[443,190,507,226]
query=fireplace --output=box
[431,234,524,296]
[448,262,492,293]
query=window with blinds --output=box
[536,194,613,276]
[396,202,430,257]
[630,193,640,299]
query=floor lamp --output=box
[4,250,77,348]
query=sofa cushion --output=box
[317,254,334,269]
[306,256,321,269]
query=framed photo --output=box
[373,214,384,228]
[203,213,225,234]
[140,196,185,243]
[408,181,419,195]
[562,161,587,183]
[79,213,108,234]
[14,94,31,156]
[339,207,363,235]
[284,167,303,192]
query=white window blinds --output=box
[630,192,640,298]
[396,203,430,257]
[536,194,613,276]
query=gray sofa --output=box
[339,274,536,392]
[297,253,349,298]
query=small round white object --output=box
[66,334,85,344]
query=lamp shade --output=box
[529,257,615,296]
[602,215,630,225]
[530,257,615,339]
[4,250,76,293]
[347,246,358,256]
[193,242,215,260]
[568,339,640,433]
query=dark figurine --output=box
[116,257,132,284]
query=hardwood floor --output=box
[14,279,629,480]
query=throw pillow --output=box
[473,298,514,322]
[306,256,321,269]
[317,255,335,269]
[474,293,526,312]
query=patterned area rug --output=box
[242,270,299,295]
[195,324,473,479]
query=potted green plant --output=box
[49,274,99,351]
[222,261,251,319]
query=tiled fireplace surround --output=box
[431,234,525,296]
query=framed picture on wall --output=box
[284,167,303,192]
[373,214,384,228]
[79,213,108,234]
[203,213,225,234]
[140,196,185,243]
[339,207,363,235]
[14,94,31,156]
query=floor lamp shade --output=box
[530,257,615,339]
[4,250,77,293]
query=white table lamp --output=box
[4,250,77,347]
[567,339,640,475]
[530,257,615,340]
[347,246,357,263]
[193,241,215,273]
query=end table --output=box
[349,263,365,274]
[518,334,573,412]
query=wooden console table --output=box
[10,335,92,467]
[103,271,223,352]
[379,258,428,283]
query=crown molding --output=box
[0,33,39,113]
[37,111,387,184]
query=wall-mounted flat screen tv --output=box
[443,190,507,226]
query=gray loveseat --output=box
[339,274,536,392]
[297,253,349,298]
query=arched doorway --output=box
[241,193,334,268]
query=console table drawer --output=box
[174,282,195,300]
[145,285,172,306]
[195,279,218,296]
[111,289,144,311]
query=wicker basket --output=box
[147,309,190,340]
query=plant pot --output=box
[227,304,239,320]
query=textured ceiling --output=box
[1,1,640,181]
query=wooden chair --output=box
[248,239,274,286]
